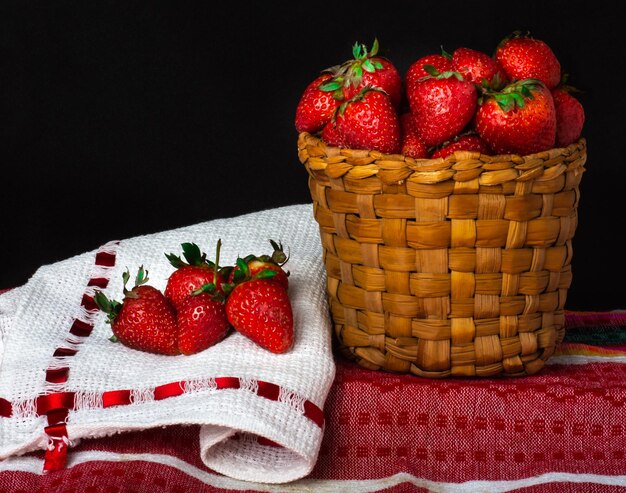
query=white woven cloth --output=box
[0,204,336,484]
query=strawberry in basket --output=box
[297,34,584,157]
[495,31,562,90]
[406,64,478,148]
[475,78,557,155]
[295,39,402,138]
[552,80,585,147]
[94,266,180,355]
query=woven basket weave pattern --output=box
[298,132,587,378]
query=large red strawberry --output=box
[407,66,477,147]
[430,133,492,159]
[335,87,401,154]
[475,79,556,155]
[226,279,294,354]
[552,86,585,147]
[451,47,506,88]
[94,266,179,355]
[405,52,453,90]
[495,32,561,89]
[227,240,290,290]
[177,292,230,355]
[400,113,428,158]
[295,73,342,134]
[332,39,402,108]
[165,241,225,312]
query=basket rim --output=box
[298,132,586,186]
[298,131,586,164]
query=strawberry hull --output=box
[297,131,587,378]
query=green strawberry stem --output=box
[421,64,464,81]
[484,78,543,112]
[165,242,215,269]
[189,238,223,299]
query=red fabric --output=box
[2,286,626,491]
[2,359,626,491]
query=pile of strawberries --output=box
[295,32,585,158]
[94,240,293,356]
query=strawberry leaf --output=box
[511,92,526,107]
[191,283,216,296]
[373,60,384,69]
[135,265,149,287]
[370,38,379,57]
[165,253,186,269]
[441,46,453,59]
[363,59,376,73]
[319,79,343,92]
[255,269,278,280]
[182,242,204,266]
[423,64,440,77]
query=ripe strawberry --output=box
[405,52,453,89]
[177,292,230,355]
[475,79,556,155]
[400,113,428,158]
[552,86,585,147]
[94,266,179,355]
[227,240,290,290]
[295,73,342,134]
[407,66,477,147]
[321,120,345,147]
[495,32,561,89]
[226,279,294,354]
[165,241,225,312]
[332,39,402,108]
[334,87,401,154]
[430,134,492,159]
[451,47,506,88]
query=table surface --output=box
[2,310,626,492]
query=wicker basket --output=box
[298,132,587,378]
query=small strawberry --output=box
[295,73,342,134]
[475,79,556,155]
[227,239,290,290]
[407,65,478,147]
[321,119,345,147]
[334,87,401,154]
[552,85,585,147]
[430,134,492,159]
[226,279,294,354]
[165,241,225,312]
[330,38,402,108]
[451,47,506,89]
[495,31,561,89]
[400,113,429,158]
[405,51,453,89]
[94,266,179,355]
[177,292,230,355]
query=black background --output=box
[1,1,624,310]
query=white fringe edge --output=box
[183,378,218,394]
[96,240,121,257]
[9,379,313,421]
[278,387,307,414]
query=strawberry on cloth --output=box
[0,204,335,484]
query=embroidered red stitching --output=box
[42,241,119,472]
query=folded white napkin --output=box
[0,204,336,484]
